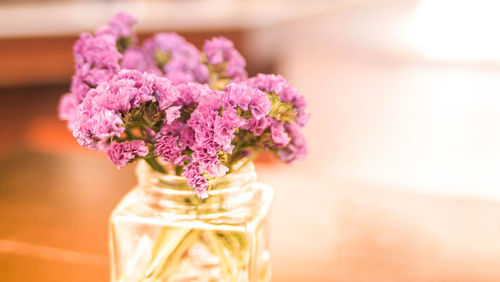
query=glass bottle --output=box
[110,160,273,281]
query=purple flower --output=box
[170,121,196,148]
[223,83,270,119]
[192,143,228,177]
[277,122,307,162]
[214,109,245,153]
[58,93,78,130]
[58,12,309,198]
[131,140,149,156]
[188,92,220,143]
[203,37,247,81]
[90,70,154,113]
[91,109,124,139]
[176,83,212,106]
[166,71,195,85]
[270,120,291,147]
[121,47,161,74]
[145,72,180,111]
[244,116,270,136]
[73,33,122,71]
[223,82,272,139]
[154,133,186,165]
[164,105,181,125]
[96,11,137,39]
[73,105,124,148]
[154,120,192,166]
[102,70,179,113]
[246,74,309,127]
[70,75,91,103]
[144,33,208,84]
[187,91,234,176]
[76,67,116,91]
[182,162,209,199]
[193,64,210,84]
[105,140,149,168]
[71,69,183,149]
[70,32,122,103]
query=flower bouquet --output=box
[59,12,308,282]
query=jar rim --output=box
[136,160,257,197]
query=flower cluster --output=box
[59,12,309,198]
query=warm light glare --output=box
[409,0,500,62]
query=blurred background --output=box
[1,0,500,281]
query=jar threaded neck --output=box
[135,160,257,213]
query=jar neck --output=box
[136,160,257,213]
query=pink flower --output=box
[144,33,208,84]
[73,33,122,71]
[246,73,309,127]
[58,93,78,130]
[106,140,149,168]
[270,120,291,147]
[85,70,154,113]
[203,37,247,81]
[214,109,245,153]
[176,83,212,106]
[191,143,228,177]
[277,123,307,162]
[121,47,160,74]
[96,11,137,40]
[154,129,186,166]
[70,31,123,104]
[73,107,124,148]
[170,121,196,148]
[58,12,309,198]
[182,162,209,199]
[244,117,270,136]
[224,83,270,119]
[146,73,179,111]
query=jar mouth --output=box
[136,160,257,197]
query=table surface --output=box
[0,139,499,282]
[3,148,500,281]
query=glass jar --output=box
[110,160,273,281]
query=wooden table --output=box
[2,148,500,281]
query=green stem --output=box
[232,149,260,173]
[206,231,236,281]
[144,157,167,174]
[141,228,201,281]
[226,141,246,165]
[136,195,245,281]
[175,165,183,176]
[125,127,135,138]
